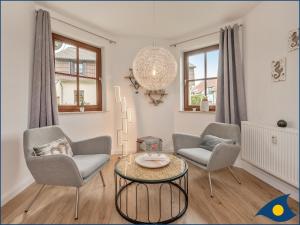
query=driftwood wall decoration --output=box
[124,68,167,106]
[271,58,286,82]
[124,68,141,93]
[145,90,168,106]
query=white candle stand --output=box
[114,86,132,158]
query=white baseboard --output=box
[236,159,299,201]
[1,176,34,206]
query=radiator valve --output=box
[272,136,277,144]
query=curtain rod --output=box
[35,10,117,44]
[169,24,243,47]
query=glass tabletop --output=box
[114,153,188,183]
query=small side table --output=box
[114,153,188,223]
[136,136,163,152]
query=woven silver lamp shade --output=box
[132,46,177,91]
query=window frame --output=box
[183,44,219,111]
[52,33,102,112]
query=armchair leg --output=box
[74,187,79,220]
[24,184,45,213]
[228,167,241,184]
[208,172,213,198]
[99,170,106,187]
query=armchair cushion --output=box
[27,154,83,187]
[72,136,112,155]
[199,135,234,151]
[172,133,202,152]
[73,154,109,179]
[177,148,212,166]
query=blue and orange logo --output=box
[256,194,296,222]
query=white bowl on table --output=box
[135,153,170,168]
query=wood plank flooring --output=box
[1,155,299,224]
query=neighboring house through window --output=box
[184,44,219,111]
[53,33,102,112]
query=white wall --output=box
[171,1,299,199]
[46,5,116,145]
[171,28,220,136]
[1,1,36,205]
[170,18,244,136]
[0,3,177,206]
[243,1,299,129]
[111,37,176,152]
[0,2,117,206]
[1,1,298,206]
[240,1,299,199]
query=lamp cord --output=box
[152,1,156,47]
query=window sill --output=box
[59,111,109,115]
[178,110,216,114]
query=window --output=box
[53,33,102,112]
[184,45,219,111]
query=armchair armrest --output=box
[172,133,202,152]
[207,143,241,171]
[72,136,112,155]
[27,155,83,187]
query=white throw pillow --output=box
[33,137,73,157]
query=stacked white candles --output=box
[113,86,121,102]
[114,85,132,157]
[117,130,123,146]
[127,109,132,122]
[121,97,127,113]
[123,118,128,134]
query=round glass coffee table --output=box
[114,153,188,224]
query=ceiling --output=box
[38,1,259,39]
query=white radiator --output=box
[241,121,299,188]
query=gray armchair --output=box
[23,126,111,219]
[173,122,241,197]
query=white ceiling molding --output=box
[35,1,259,39]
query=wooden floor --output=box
[1,155,299,224]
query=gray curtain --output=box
[216,24,247,125]
[29,9,58,128]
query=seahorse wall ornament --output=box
[290,31,298,48]
[288,29,299,51]
[273,61,283,79]
[271,58,286,82]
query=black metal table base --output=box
[114,172,188,224]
